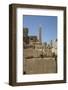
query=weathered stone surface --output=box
[23,57,57,74]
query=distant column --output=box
[39,25,42,43]
[50,40,53,48]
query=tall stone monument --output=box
[39,25,42,43]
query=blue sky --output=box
[23,15,57,43]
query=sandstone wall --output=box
[23,57,57,74]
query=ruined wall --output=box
[23,57,57,74]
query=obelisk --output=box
[39,25,42,43]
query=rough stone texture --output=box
[24,48,42,58]
[23,57,57,74]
